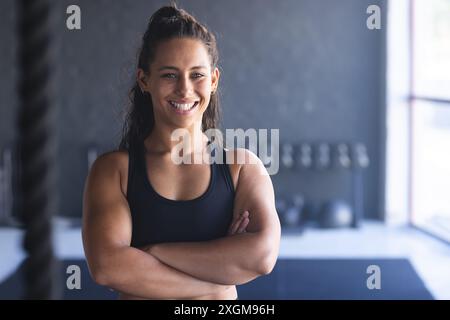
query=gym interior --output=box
[0,0,449,300]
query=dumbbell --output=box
[351,143,369,228]
[315,143,331,170]
[336,143,351,168]
[296,143,313,169]
[281,143,294,169]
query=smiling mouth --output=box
[168,100,199,112]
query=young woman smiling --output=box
[82,5,281,300]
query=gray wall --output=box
[0,0,386,219]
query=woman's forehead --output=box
[152,38,211,68]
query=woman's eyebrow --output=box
[158,65,208,71]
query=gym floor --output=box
[1,220,449,299]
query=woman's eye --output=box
[161,73,177,79]
[192,73,204,79]
[161,73,204,79]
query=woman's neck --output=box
[144,122,208,156]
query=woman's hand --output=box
[227,210,249,236]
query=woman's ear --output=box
[211,67,220,92]
[137,68,150,93]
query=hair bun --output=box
[154,6,181,23]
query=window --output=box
[386,0,450,243]
[411,0,450,242]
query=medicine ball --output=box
[319,199,353,228]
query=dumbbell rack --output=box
[277,141,369,230]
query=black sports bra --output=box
[126,142,235,247]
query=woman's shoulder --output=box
[93,150,129,170]
[223,148,261,190]
[89,150,130,195]
[224,147,261,167]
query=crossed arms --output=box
[82,149,281,299]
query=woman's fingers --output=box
[237,217,249,233]
[228,211,249,235]
[236,211,249,234]
[228,215,241,235]
[228,212,241,235]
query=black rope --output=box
[17,0,58,299]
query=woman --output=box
[82,5,280,300]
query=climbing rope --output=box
[17,0,59,299]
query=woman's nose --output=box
[175,75,194,96]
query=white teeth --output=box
[169,101,197,111]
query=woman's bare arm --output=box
[143,149,281,285]
[82,152,230,299]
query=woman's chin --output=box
[167,116,201,130]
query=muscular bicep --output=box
[232,149,280,236]
[82,153,132,269]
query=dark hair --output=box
[118,5,220,151]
